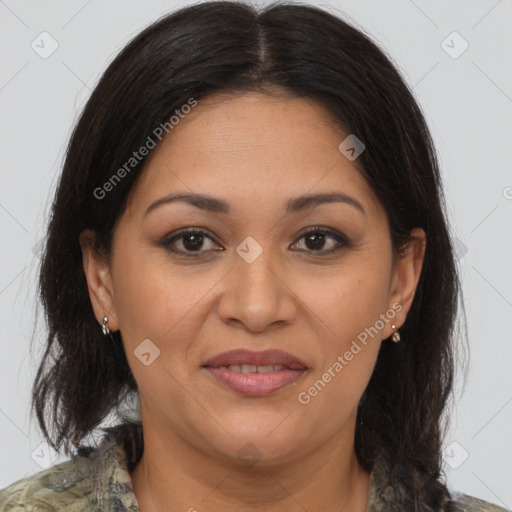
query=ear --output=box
[383,227,426,339]
[79,229,119,332]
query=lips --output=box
[202,349,307,370]
[202,349,307,397]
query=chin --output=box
[203,423,312,468]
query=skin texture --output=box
[80,90,426,512]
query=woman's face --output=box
[82,90,425,466]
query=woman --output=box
[0,1,507,510]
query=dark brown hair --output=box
[33,2,464,509]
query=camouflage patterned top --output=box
[0,421,509,511]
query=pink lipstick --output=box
[202,349,307,397]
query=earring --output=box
[390,324,400,343]
[102,315,110,336]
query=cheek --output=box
[111,255,218,413]
[296,268,387,420]
[294,342,380,445]
[111,249,237,407]
[111,246,223,342]
[305,261,392,349]
[293,260,388,422]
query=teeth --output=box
[257,365,275,373]
[220,364,285,373]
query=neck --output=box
[131,418,370,512]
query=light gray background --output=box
[1,0,511,507]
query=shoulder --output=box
[0,422,143,511]
[451,492,510,512]
[368,453,510,511]
[0,446,98,511]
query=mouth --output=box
[202,349,308,397]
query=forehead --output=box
[125,90,381,220]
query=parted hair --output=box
[33,2,464,510]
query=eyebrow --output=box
[143,191,366,217]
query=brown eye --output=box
[162,228,222,256]
[161,226,349,258]
[180,233,206,251]
[291,227,349,253]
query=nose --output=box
[216,248,298,333]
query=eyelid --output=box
[291,226,349,252]
[161,227,221,253]
[161,225,349,256]
[295,225,346,240]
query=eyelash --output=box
[161,226,349,258]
